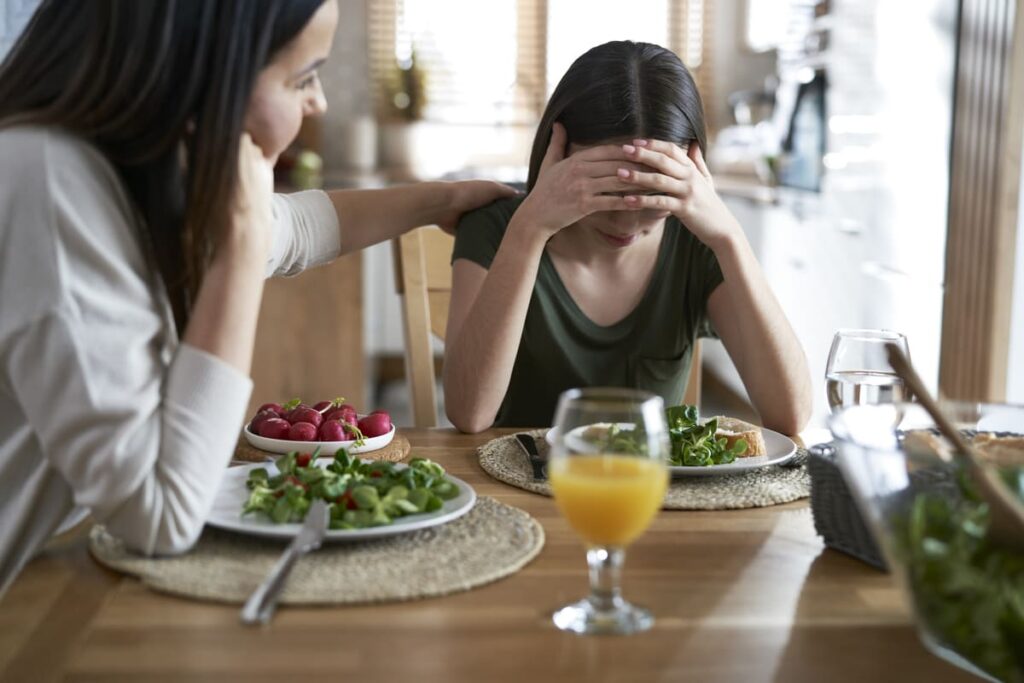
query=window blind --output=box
[369,0,712,125]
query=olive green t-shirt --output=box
[451,196,724,427]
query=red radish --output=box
[288,422,317,441]
[295,453,312,468]
[284,403,311,420]
[318,420,346,442]
[287,406,322,428]
[312,401,333,413]
[257,402,284,416]
[325,408,357,426]
[257,418,290,440]
[358,413,392,438]
[248,410,277,433]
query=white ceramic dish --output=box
[207,460,476,541]
[243,423,396,455]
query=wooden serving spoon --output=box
[885,343,1024,550]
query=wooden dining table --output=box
[0,428,977,682]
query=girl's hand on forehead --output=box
[513,123,652,239]
[614,138,740,248]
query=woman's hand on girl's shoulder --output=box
[511,123,640,241]
[436,180,520,234]
[616,139,742,251]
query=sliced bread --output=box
[712,416,766,457]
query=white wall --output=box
[1007,133,1024,403]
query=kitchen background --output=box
[2,0,1022,427]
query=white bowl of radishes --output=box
[243,399,395,455]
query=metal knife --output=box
[514,433,548,482]
[240,498,329,625]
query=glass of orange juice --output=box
[547,387,670,635]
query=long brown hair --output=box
[527,41,707,191]
[0,0,325,329]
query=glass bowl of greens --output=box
[829,401,1024,683]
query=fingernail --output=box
[633,139,649,147]
[624,195,638,203]
[622,144,636,154]
[617,168,630,178]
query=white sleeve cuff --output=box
[164,343,253,420]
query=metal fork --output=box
[240,499,329,625]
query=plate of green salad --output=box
[206,449,476,541]
[560,406,797,477]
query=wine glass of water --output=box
[825,329,910,414]
[546,388,670,635]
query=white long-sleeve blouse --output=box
[0,125,341,593]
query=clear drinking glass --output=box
[825,329,910,415]
[546,387,670,635]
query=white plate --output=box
[551,423,798,477]
[669,428,798,477]
[207,460,476,541]
[243,423,396,455]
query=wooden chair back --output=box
[392,226,454,427]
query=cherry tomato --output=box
[335,491,357,510]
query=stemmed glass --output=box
[546,387,670,635]
[825,329,911,414]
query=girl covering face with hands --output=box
[0,0,513,594]
[444,41,812,434]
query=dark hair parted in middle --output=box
[527,41,707,190]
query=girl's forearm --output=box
[443,224,547,433]
[709,228,812,434]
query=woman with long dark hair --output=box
[0,0,513,593]
[444,41,811,433]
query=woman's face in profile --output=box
[245,0,339,160]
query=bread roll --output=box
[972,433,1024,467]
[712,416,766,457]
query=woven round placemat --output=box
[479,430,810,510]
[233,432,411,464]
[88,496,543,605]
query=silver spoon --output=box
[885,343,1024,551]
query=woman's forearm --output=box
[709,228,813,434]
[182,238,266,375]
[327,181,516,255]
[182,134,273,375]
[327,183,451,255]
[443,223,547,433]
